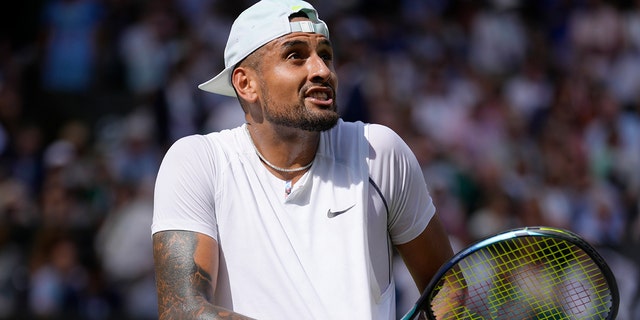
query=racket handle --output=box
[400,308,426,320]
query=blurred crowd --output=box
[0,0,639,319]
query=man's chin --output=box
[266,106,340,132]
[300,114,340,132]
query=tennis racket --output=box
[401,226,619,320]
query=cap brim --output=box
[198,66,237,97]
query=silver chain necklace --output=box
[244,125,314,173]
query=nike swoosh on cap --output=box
[327,204,356,218]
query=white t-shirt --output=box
[152,119,434,320]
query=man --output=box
[151,0,455,319]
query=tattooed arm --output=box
[153,230,255,320]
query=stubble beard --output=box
[261,89,340,132]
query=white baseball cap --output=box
[198,0,330,97]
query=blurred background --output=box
[0,0,638,319]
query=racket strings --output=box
[430,236,614,319]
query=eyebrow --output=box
[318,39,332,48]
[281,39,306,49]
[281,38,333,50]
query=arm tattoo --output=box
[153,231,253,320]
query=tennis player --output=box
[151,0,455,319]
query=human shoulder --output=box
[365,123,408,153]
[167,133,211,152]
[330,120,398,140]
[160,127,246,171]
[165,127,243,154]
[364,122,421,181]
[327,120,408,155]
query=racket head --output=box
[402,226,619,320]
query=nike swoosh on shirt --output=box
[327,204,356,218]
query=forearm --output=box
[397,215,454,292]
[153,231,255,320]
[158,295,254,320]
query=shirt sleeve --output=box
[151,134,218,240]
[366,124,435,245]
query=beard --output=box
[261,87,340,132]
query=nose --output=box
[307,53,332,83]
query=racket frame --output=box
[401,226,619,320]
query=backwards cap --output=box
[198,0,330,97]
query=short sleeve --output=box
[151,135,218,240]
[367,124,435,245]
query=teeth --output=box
[310,92,328,100]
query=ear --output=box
[232,67,258,103]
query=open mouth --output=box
[309,91,329,100]
[305,87,334,106]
